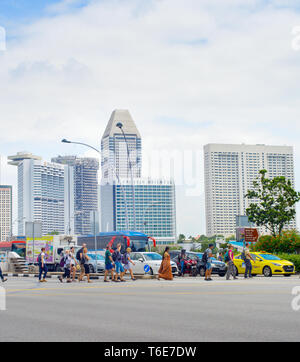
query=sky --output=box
[0,0,300,236]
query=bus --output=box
[0,241,26,258]
[77,231,156,253]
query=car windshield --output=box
[259,254,281,261]
[144,253,162,261]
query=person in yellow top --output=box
[158,247,173,281]
[244,243,254,279]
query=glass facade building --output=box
[101,178,176,244]
[100,109,177,244]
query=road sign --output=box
[236,227,259,243]
[244,228,259,243]
[144,265,150,273]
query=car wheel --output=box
[284,274,291,277]
[192,269,198,277]
[89,264,95,274]
[56,264,63,272]
[199,267,205,277]
[263,266,272,277]
[149,267,154,276]
[218,273,226,277]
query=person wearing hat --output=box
[123,247,136,281]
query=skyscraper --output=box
[100,110,177,244]
[51,155,99,235]
[101,109,142,180]
[0,185,12,241]
[204,144,296,237]
[9,157,74,236]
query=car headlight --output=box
[272,263,282,267]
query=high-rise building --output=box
[101,178,176,244]
[204,144,296,237]
[10,157,74,236]
[101,109,142,180]
[51,155,99,235]
[100,109,177,244]
[8,151,42,166]
[0,185,12,241]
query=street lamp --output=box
[61,137,130,235]
[10,217,26,240]
[116,122,137,231]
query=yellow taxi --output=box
[233,252,295,277]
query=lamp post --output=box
[61,138,130,240]
[115,122,137,231]
[10,217,26,240]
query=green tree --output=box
[177,234,186,243]
[245,170,300,236]
[48,230,59,235]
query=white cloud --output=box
[0,0,300,235]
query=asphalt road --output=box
[1,275,300,342]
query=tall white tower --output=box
[101,109,142,180]
[204,144,296,237]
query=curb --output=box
[2,273,156,280]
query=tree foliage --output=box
[245,170,300,236]
[253,231,300,254]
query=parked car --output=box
[130,252,178,276]
[169,250,227,277]
[194,252,227,277]
[87,253,105,273]
[233,252,295,277]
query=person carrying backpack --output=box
[113,243,125,282]
[225,244,237,280]
[104,245,115,282]
[78,247,91,283]
[76,243,86,280]
[58,250,72,283]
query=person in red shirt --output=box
[226,244,237,280]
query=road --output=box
[0,275,300,342]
